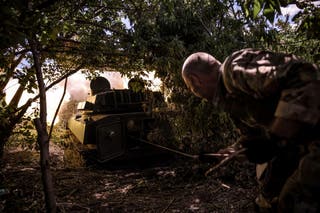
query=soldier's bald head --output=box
[181,52,222,100]
[182,52,221,80]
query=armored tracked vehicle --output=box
[67,77,160,162]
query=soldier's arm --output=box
[272,80,320,139]
[270,117,305,139]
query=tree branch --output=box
[74,19,131,37]
[205,148,247,176]
[48,77,67,141]
[13,64,82,122]
[31,64,83,103]
[8,85,24,108]
[197,15,212,36]
[0,52,26,92]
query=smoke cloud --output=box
[5,71,161,125]
[58,71,127,124]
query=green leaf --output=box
[244,0,251,17]
[253,0,262,18]
[263,8,275,23]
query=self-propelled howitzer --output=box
[67,77,160,162]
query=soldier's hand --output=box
[239,135,278,164]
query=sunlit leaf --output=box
[253,0,261,18]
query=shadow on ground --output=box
[1,146,258,212]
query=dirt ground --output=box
[0,144,258,212]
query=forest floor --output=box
[0,143,258,212]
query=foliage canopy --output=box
[1,0,319,150]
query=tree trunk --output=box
[34,119,56,212]
[0,129,12,166]
[31,39,57,213]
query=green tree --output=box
[240,0,320,63]
[3,0,318,211]
[0,0,140,159]
[122,0,262,148]
[240,0,320,40]
[0,0,138,211]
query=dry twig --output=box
[205,148,247,176]
[161,198,175,213]
[57,202,90,213]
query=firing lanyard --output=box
[130,137,229,159]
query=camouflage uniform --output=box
[215,48,320,211]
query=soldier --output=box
[181,49,320,212]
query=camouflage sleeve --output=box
[274,62,320,125]
[221,48,301,99]
[274,63,320,125]
[221,48,320,125]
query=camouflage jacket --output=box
[215,48,320,129]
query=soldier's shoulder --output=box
[231,48,262,56]
[223,48,261,64]
[227,48,300,59]
[221,48,260,71]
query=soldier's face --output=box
[188,83,204,98]
[184,73,215,100]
